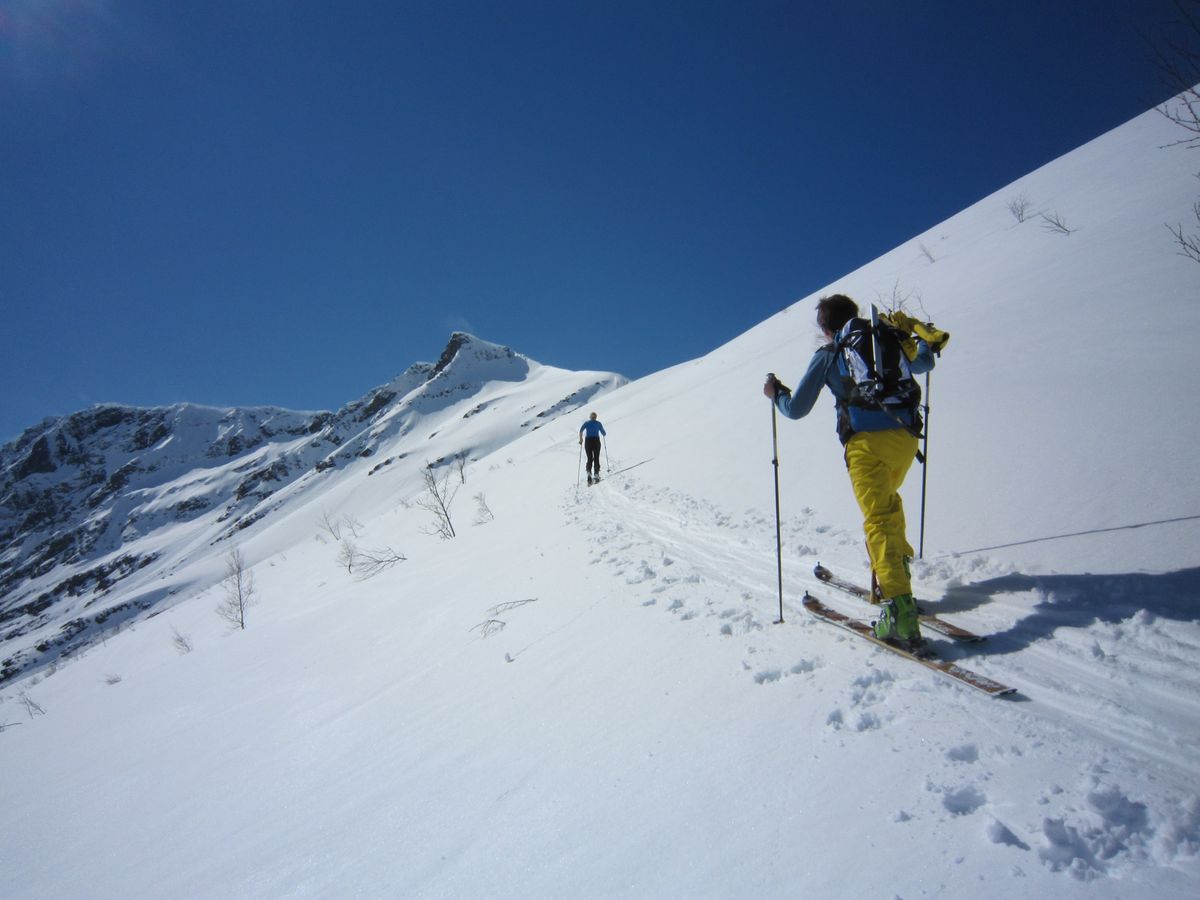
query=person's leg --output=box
[844,429,918,600]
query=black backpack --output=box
[832,306,922,441]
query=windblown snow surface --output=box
[3,102,1199,898]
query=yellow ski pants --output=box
[844,429,919,599]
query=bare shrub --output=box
[172,627,194,655]
[337,539,360,575]
[471,599,537,638]
[18,692,46,719]
[318,510,343,542]
[1007,194,1033,222]
[473,492,495,525]
[353,545,407,580]
[217,547,256,630]
[417,464,459,539]
[1169,198,1200,262]
[1155,0,1200,148]
[1040,211,1075,235]
[874,281,925,317]
[318,511,363,543]
[1155,1,1200,263]
[470,619,507,638]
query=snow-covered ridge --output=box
[0,333,626,683]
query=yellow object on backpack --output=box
[879,311,951,359]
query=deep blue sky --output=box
[0,0,1185,443]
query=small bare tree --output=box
[455,450,469,484]
[417,464,459,539]
[318,510,343,542]
[1007,194,1033,223]
[318,511,364,543]
[470,618,507,638]
[470,599,537,638]
[171,627,194,655]
[353,545,407,580]
[874,281,924,317]
[1156,1,1200,263]
[217,547,256,630]
[1170,198,1200,262]
[18,692,46,719]
[337,538,359,575]
[1155,1,1200,147]
[473,492,495,525]
[1040,211,1075,235]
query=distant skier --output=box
[579,412,607,485]
[764,294,937,652]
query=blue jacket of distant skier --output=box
[775,339,935,435]
[579,419,607,439]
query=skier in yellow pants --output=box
[764,294,938,652]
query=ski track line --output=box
[570,472,1166,734]
[573,479,783,615]
[565,475,839,694]
[566,475,999,702]
[1007,631,1200,783]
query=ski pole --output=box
[577,439,583,489]
[603,436,611,472]
[768,374,784,625]
[918,372,930,559]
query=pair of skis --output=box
[813,564,982,642]
[805,564,1015,697]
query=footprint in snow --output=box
[849,668,895,707]
[753,660,819,685]
[935,784,987,817]
[625,561,656,584]
[946,743,980,764]
[987,819,1031,850]
[825,707,884,731]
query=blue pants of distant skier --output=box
[584,437,602,477]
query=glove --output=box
[763,374,791,400]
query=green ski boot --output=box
[873,594,928,655]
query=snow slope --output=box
[0,334,625,683]
[2,103,1199,898]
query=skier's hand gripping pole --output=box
[764,372,791,401]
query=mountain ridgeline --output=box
[0,334,626,683]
